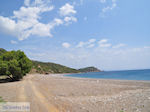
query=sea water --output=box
[65,69,150,81]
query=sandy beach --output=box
[0,74,150,112]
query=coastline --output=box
[51,73,150,83]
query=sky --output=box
[0,0,150,71]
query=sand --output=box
[0,74,150,112]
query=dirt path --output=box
[17,75,59,112]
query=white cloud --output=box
[98,39,111,48]
[99,43,111,48]
[30,23,52,37]
[62,42,71,48]
[98,39,108,44]
[59,3,76,16]
[89,38,96,43]
[24,0,30,6]
[76,39,96,48]
[64,16,77,24]
[53,18,64,25]
[0,0,77,41]
[0,0,55,40]
[102,0,117,13]
[113,43,126,48]
[0,16,16,36]
[10,40,18,44]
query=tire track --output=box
[18,81,27,102]
[28,80,59,112]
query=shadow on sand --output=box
[0,78,19,83]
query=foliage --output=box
[0,48,6,55]
[0,96,4,102]
[78,66,101,73]
[32,61,79,74]
[0,50,32,80]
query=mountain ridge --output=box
[0,48,101,74]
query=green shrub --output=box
[0,50,32,80]
[0,96,4,102]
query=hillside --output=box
[78,67,101,73]
[0,48,6,55]
[0,48,101,74]
[31,61,79,74]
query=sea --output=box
[65,69,150,81]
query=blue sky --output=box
[0,0,150,70]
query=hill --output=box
[0,48,101,74]
[31,61,79,74]
[78,67,101,73]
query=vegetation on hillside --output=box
[0,48,6,55]
[31,61,79,74]
[0,50,32,80]
[78,66,101,73]
[0,48,101,77]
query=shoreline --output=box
[49,73,150,83]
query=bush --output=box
[0,50,32,80]
[0,96,4,102]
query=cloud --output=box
[0,0,77,41]
[98,39,112,48]
[99,43,111,48]
[64,16,77,24]
[102,0,117,13]
[10,40,18,44]
[98,39,108,44]
[0,0,54,40]
[53,18,64,25]
[112,43,126,48]
[59,3,77,25]
[89,39,96,43]
[76,39,96,48]
[0,16,16,36]
[24,0,30,6]
[59,3,76,16]
[87,44,95,48]
[62,42,71,48]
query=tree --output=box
[0,50,32,80]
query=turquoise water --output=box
[65,69,150,81]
